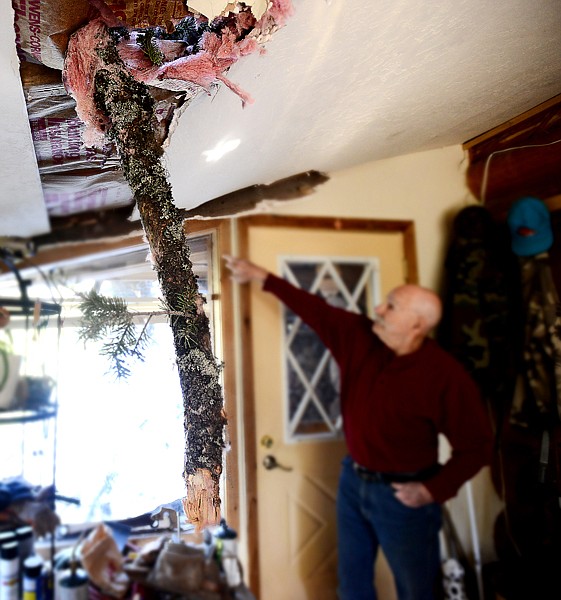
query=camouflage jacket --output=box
[510,253,561,427]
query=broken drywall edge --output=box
[186,0,269,22]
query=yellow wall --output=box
[257,144,504,567]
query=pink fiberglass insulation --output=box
[117,34,187,83]
[157,30,260,103]
[64,0,293,148]
[62,18,113,148]
[257,0,294,29]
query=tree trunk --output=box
[72,23,226,530]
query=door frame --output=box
[233,215,418,596]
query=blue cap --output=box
[507,196,553,256]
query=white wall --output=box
[261,144,504,566]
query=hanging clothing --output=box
[510,253,561,426]
[438,205,521,420]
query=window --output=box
[0,235,216,525]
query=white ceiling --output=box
[2,0,561,238]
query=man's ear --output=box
[412,315,425,334]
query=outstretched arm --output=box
[223,254,367,367]
[223,255,269,284]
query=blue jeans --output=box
[337,456,442,600]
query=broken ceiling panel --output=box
[186,0,269,21]
[3,0,561,239]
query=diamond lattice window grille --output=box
[280,257,380,442]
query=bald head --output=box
[396,284,442,335]
[373,284,442,355]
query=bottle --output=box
[53,549,73,599]
[0,532,16,549]
[15,525,34,567]
[213,519,242,588]
[15,524,34,592]
[0,541,19,600]
[41,562,53,600]
[58,564,88,600]
[22,555,43,600]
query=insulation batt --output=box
[116,35,187,81]
[64,0,293,148]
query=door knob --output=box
[262,454,293,471]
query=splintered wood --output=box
[183,468,222,528]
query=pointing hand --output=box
[223,255,268,284]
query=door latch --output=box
[262,454,293,471]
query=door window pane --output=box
[280,257,379,441]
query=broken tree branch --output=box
[179,170,330,219]
[30,171,330,248]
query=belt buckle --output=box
[353,462,385,483]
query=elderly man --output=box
[224,255,493,600]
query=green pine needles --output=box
[77,289,204,379]
[161,289,199,350]
[78,290,151,379]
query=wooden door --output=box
[235,216,416,600]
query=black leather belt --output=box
[352,462,441,484]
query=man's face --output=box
[372,287,419,351]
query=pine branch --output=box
[78,290,132,342]
[99,320,143,379]
[78,290,152,379]
[77,289,207,379]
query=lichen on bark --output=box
[74,21,226,529]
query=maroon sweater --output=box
[263,274,493,504]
